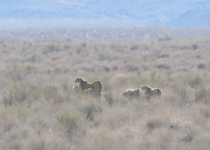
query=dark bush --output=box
[156,64,170,70]
[197,63,205,69]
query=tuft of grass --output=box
[186,75,202,88]
[56,111,78,128]
[3,83,28,106]
[56,110,81,139]
[194,86,209,103]
[43,85,64,104]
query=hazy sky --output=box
[0,0,209,29]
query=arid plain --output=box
[0,29,210,149]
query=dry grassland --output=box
[0,36,210,150]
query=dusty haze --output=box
[0,28,210,149]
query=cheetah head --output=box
[75,77,84,85]
[140,85,152,94]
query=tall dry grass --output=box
[0,36,210,150]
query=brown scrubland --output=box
[0,31,210,149]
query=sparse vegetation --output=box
[0,34,210,150]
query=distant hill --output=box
[0,0,210,29]
[0,27,210,41]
